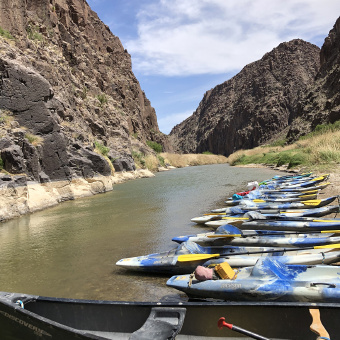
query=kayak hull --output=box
[166,258,340,303]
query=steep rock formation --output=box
[170,39,320,156]
[287,16,340,140]
[0,0,169,182]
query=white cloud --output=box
[126,0,340,76]
[158,110,194,134]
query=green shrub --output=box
[318,150,340,163]
[80,86,88,99]
[97,94,108,107]
[288,153,308,168]
[157,155,165,166]
[202,151,213,155]
[94,141,109,157]
[0,157,3,170]
[262,152,280,165]
[146,140,163,153]
[276,152,293,166]
[26,25,43,41]
[132,151,146,167]
[300,121,340,140]
[0,27,14,40]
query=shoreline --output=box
[0,153,229,223]
[1,162,338,223]
[236,163,340,216]
[0,169,155,222]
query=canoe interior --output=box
[1,292,340,339]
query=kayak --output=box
[234,219,340,231]
[229,190,319,200]
[271,175,329,190]
[166,257,340,302]
[192,206,340,224]
[211,202,338,214]
[205,217,340,230]
[116,241,340,273]
[0,291,338,340]
[172,225,340,247]
[225,193,318,205]
[262,182,330,193]
[228,196,338,210]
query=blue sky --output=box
[87,0,340,134]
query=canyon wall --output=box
[0,0,170,184]
[170,39,320,156]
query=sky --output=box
[86,0,340,134]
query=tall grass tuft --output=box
[227,122,340,171]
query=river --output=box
[0,164,283,301]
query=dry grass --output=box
[25,133,43,146]
[144,154,159,171]
[227,128,340,172]
[160,153,228,168]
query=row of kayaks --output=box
[117,172,340,304]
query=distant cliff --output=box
[287,16,340,140]
[170,39,320,156]
[0,0,170,183]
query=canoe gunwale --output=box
[2,291,340,309]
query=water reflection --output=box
[0,164,283,301]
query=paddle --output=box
[309,309,330,340]
[177,243,340,262]
[218,317,270,340]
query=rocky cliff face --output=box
[287,17,340,140]
[170,39,320,156]
[0,0,169,183]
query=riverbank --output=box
[0,169,154,222]
[0,153,228,222]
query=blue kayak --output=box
[172,224,340,247]
[210,204,339,216]
[225,193,319,205]
[166,257,340,302]
[233,196,338,209]
[116,241,340,273]
[238,219,340,231]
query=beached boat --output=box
[0,291,337,339]
[262,182,330,193]
[225,195,338,209]
[210,203,338,215]
[166,257,340,303]
[230,189,319,200]
[205,217,340,230]
[172,224,340,247]
[225,193,319,206]
[192,205,340,224]
[116,241,340,273]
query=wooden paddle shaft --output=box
[309,308,330,339]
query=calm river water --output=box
[0,164,283,302]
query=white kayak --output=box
[172,225,340,247]
[166,257,340,302]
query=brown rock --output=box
[170,39,320,156]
